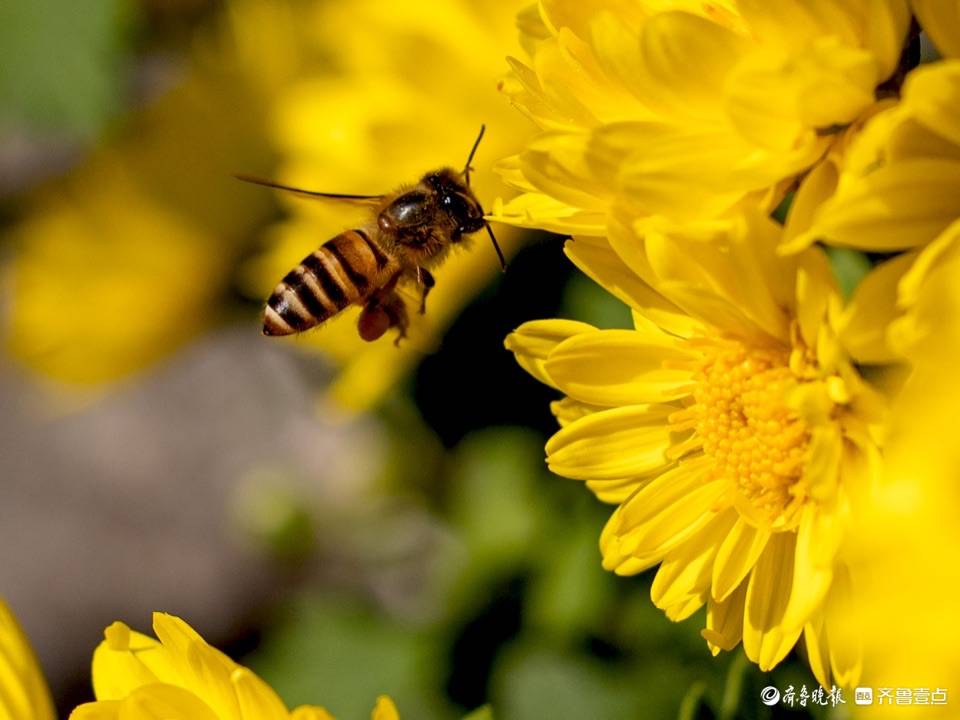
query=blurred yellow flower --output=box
[851,232,960,716]
[506,211,887,685]
[492,0,909,234]
[69,613,400,720]
[5,160,228,385]
[2,0,289,389]
[0,597,55,720]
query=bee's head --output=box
[419,126,507,270]
[423,168,485,238]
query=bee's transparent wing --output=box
[235,174,385,207]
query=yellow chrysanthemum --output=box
[69,613,399,720]
[241,0,530,412]
[0,597,55,720]
[506,210,887,685]
[492,0,909,234]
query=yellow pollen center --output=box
[692,342,809,527]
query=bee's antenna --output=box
[485,221,507,272]
[461,125,504,271]
[463,124,486,186]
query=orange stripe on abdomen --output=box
[262,230,378,336]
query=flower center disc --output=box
[692,341,809,529]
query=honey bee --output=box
[237,126,504,343]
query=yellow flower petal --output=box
[614,457,726,558]
[804,425,843,502]
[545,329,696,405]
[119,683,220,720]
[69,702,122,720]
[91,623,172,702]
[622,215,795,343]
[738,0,908,67]
[232,668,288,720]
[588,11,650,104]
[599,504,649,574]
[743,533,803,671]
[550,397,600,427]
[781,505,841,632]
[585,474,653,505]
[633,11,747,122]
[793,249,836,354]
[711,517,771,603]
[660,596,709,623]
[702,581,747,656]
[563,236,700,336]
[726,41,872,150]
[863,0,913,79]
[802,612,831,689]
[0,599,55,720]
[898,218,960,309]
[651,510,738,619]
[545,404,678,479]
[505,319,598,389]
[835,252,914,364]
[532,30,630,126]
[371,695,399,720]
[824,564,862,688]
[913,0,960,58]
[804,158,960,250]
[540,0,647,40]
[151,614,241,720]
[657,281,776,345]
[520,133,612,209]
[781,156,839,252]
[490,192,607,234]
[589,122,748,218]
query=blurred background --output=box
[0,1,829,718]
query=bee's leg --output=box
[415,267,435,315]
[383,292,409,346]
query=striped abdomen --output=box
[263,228,393,336]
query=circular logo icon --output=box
[760,686,781,706]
